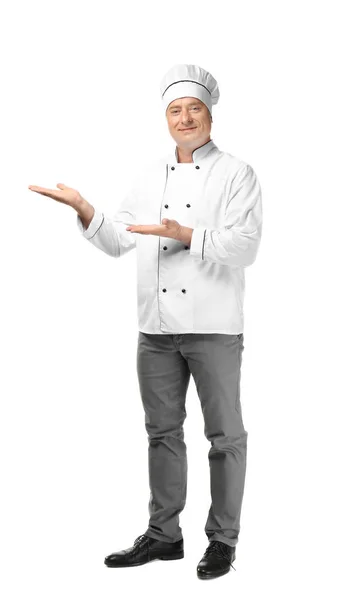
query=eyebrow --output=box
[168,102,202,109]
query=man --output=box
[28,63,263,580]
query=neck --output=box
[176,137,211,163]
[176,147,193,163]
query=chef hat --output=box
[160,64,220,115]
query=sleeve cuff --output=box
[76,209,104,239]
[189,226,206,260]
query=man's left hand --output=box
[126,219,193,245]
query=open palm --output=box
[28,183,81,207]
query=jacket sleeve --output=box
[76,182,138,258]
[189,164,262,268]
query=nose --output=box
[181,110,193,124]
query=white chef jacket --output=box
[76,139,262,334]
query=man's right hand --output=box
[28,183,83,209]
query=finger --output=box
[56,183,67,190]
[128,227,148,234]
[28,185,63,199]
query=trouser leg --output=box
[136,332,191,543]
[179,333,247,548]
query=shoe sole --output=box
[105,551,184,567]
[197,567,231,579]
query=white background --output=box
[1,0,361,598]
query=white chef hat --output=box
[160,64,220,115]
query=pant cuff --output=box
[206,533,237,547]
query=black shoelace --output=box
[133,534,148,546]
[204,541,236,571]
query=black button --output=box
[184,246,189,250]
[171,166,175,170]
[163,246,167,250]
[162,288,167,292]
[164,204,169,208]
[182,289,186,293]
[186,203,191,208]
[195,165,200,169]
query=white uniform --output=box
[77,139,262,334]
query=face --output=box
[166,97,212,150]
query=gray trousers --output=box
[136,332,248,548]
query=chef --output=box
[28,63,263,580]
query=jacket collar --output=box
[168,138,217,164]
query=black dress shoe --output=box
[104,533,184,567]
[197,540,236,579]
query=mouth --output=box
[179,127,197,131]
